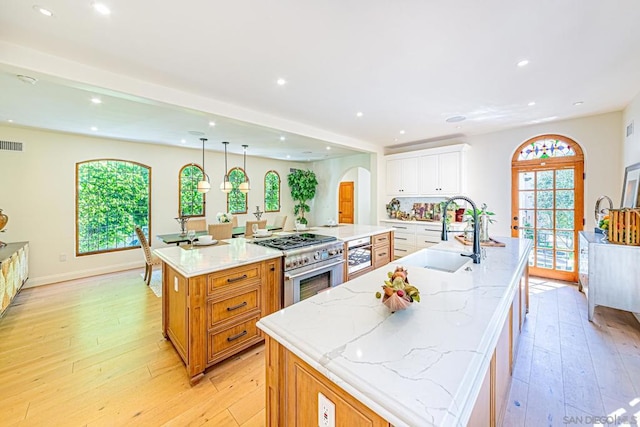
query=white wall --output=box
[623,91,640,167]
[0,125,304,286]
[378,112,624,236]
[310,153,377,226]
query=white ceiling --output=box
[1,1,640,159]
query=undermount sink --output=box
[401,249,471,273]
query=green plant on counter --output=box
[464,203,496,224]
[287,169,318,225]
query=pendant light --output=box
[196,138,211,193]
[220,141,233,193]
[239,144,251,194]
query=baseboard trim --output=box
[23,261,143,288]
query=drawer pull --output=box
[396,248,408,252]
[226,301,248,311]
[227,274,248,283]
[395,237,408,241]
[227,330,248,342]
[377,251,387,257]
[394,226,407,229]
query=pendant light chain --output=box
[240,144,250,194]
[196,137,210,193]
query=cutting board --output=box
[454,234,505,247]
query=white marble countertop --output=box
[257,237,532,427]
[153,238,282,278]
[311,224,395,241]
[380,218,467,231]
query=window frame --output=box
[178,163,206,218]
[264,170,281,212]
[75,158,152,256]
[226,167,248,214]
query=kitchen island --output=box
[154,239,283,384]
[257,236,532,426]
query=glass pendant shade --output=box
[197,137,210,193]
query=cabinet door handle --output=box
[227,330,248,342]
[227,274,248,283]
[226,301,248,311]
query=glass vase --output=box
[479,213,490,242]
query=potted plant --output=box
[464,203,496,242]
[287,169,318,225]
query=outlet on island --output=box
[318,392,335,427]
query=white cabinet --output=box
[419,151,461,195]
[386,157,419,196]
[385,144,469,198]
[380,220,466,259]
[578,231,640,321]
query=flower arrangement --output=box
[599,214,609,231]
[217,212,233,223]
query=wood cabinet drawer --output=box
[373,245,390,269]
[373,232,391,247]
[208,286,260,327]
[208,263,261,295]
[208,315,261,362]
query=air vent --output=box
[0,140,24,152]
[627,121,634,138]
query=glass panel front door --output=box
[516,168,578,281]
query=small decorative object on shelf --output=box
[216,212,233,223]
[253,205,264,220]
[175,216,189,236]
[375,266,420,312]
[607,208,640,245]
[386,198,401,218]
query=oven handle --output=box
[284,259,345,280]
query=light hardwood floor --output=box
[1,270,639,426]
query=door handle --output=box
[513,216,518,221]
[513,225,519,230]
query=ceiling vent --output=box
[0,140,24,152]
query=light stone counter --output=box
[153,238,282,278]
[257,236,532,426]
[311,223,395,241]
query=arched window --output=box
[264,170,281,212]
[179,164,205,217]
[227,167,247,213]
[76,159,151,255]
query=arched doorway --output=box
[338,167,371,224]
[511,135,584,282]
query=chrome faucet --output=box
[441,196,481,264]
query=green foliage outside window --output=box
[264,171,280,212]
[227,168,247,213]
[180,164,205,217]
[76,159,150,255]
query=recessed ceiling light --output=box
[528,101,536,106]
[91,97,102,104]
[326,146,331,150]
[277,78,286,86]
[8,119,13,123]
[456,126,462,129]
[180,139,186,144]
[517,59,529,67]
[209,121,216,127]
[91,126,98,131]
[445,116,466,123]
[17,74,37,85]
[286,155,291,159]
[33,5,53,16]
[280,136,286,141]
[399,130,406,134]
[356,112,363,117]
[573,101,584,106]
[92,2,111,15]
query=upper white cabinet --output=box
[386,144,469,198]
[386,157,419,196]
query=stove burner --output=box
[252,233,337,250]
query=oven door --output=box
[283,259,345,307]
[347,237,372,275]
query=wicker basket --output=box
[608,208,640,245]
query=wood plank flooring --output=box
[504,277,640,426]
[1,270,639,426]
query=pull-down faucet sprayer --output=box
[441,196,481,264]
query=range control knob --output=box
[285,259,292,268]
[292,257,299,267]
[328,249,336,256]
[303,256,309,264]
[314,251,321,260]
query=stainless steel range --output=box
[252,233,345,307]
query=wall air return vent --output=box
[0,140,24,152]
